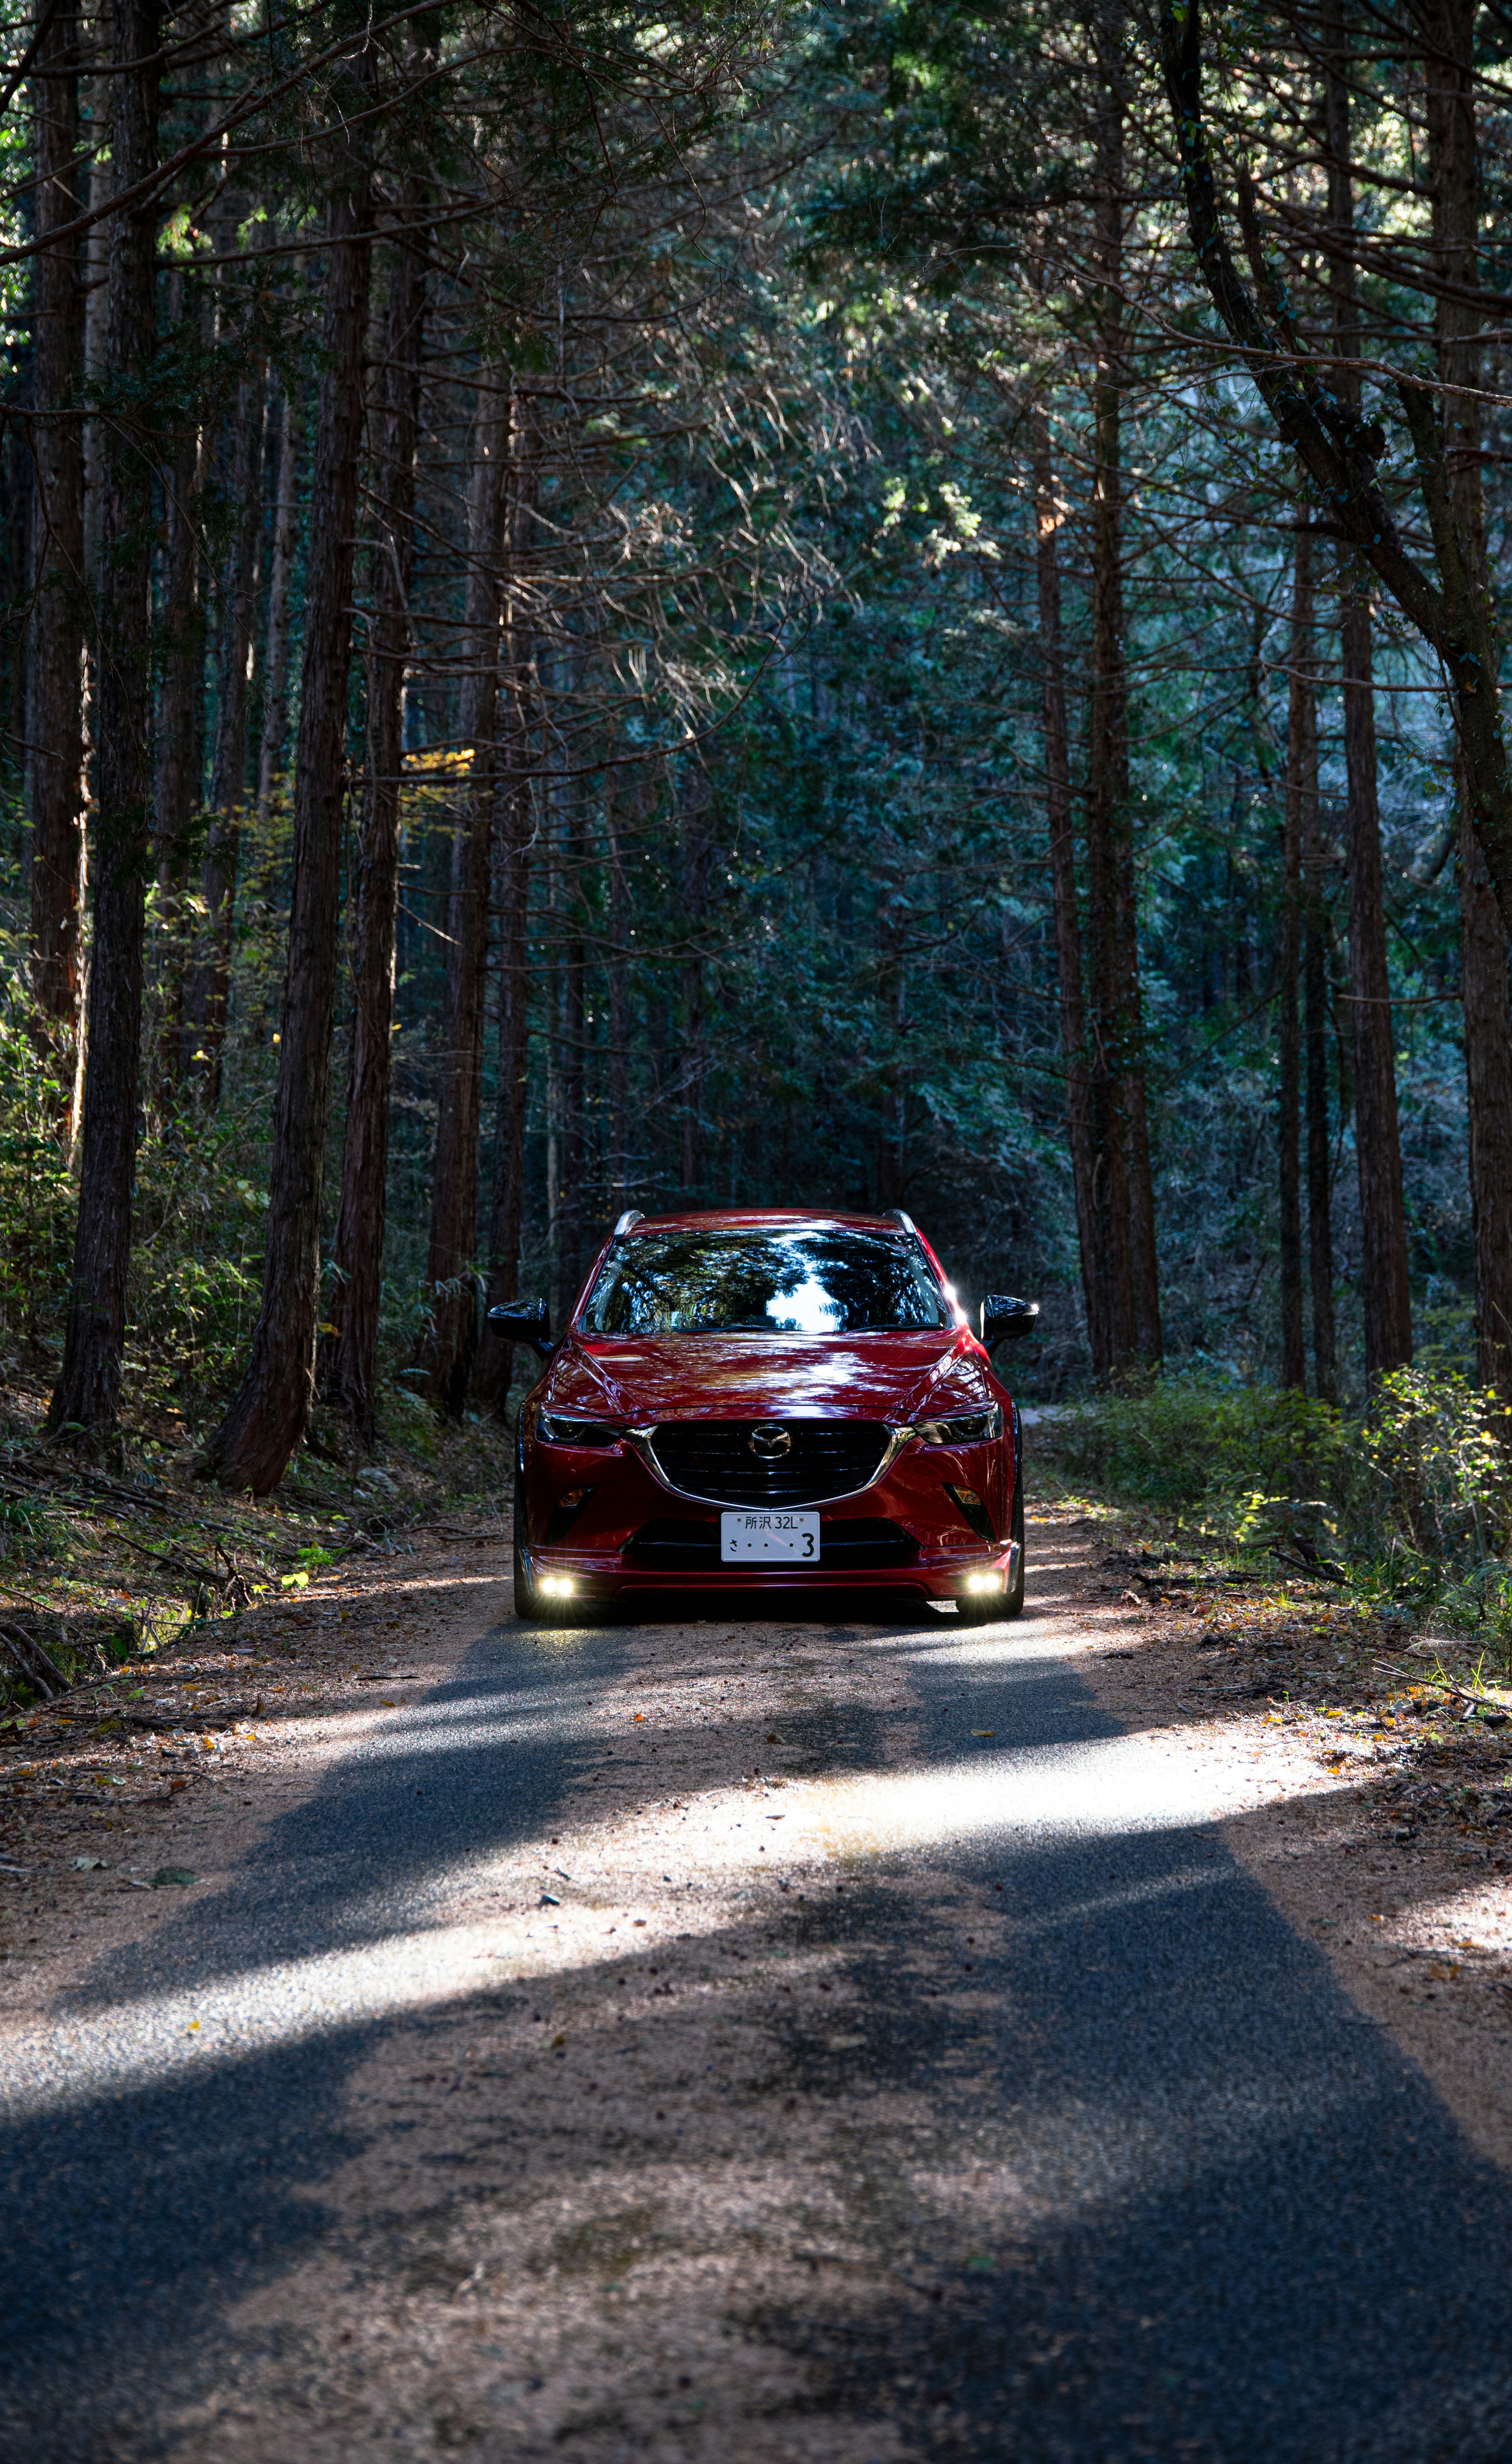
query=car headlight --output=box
[912,1405,1003,1447]
[537,1412,623,1447]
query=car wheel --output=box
[1002,1474,1027,1618]
[513,1472,545,1624]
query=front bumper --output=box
[518,1418,1018,1609]
[521,1535,1021,1608]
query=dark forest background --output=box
[1,0,1510,1510]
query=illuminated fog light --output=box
[964,1570,1002,1596]
[540,1575,577,1599]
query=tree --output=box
[198,176,373,1492]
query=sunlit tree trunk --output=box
[1278,533,1310,1390]
[421,376,509,1415]
[329,225,426,1444]
[26,0,87,1134]
[1299,586,1337,1403]
[477,467,536,1414]
[47,0,161,1448]
[199,184,373,1493]
[1325,21,1412,1384]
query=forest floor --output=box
[2,1493,1512,2458]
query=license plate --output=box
[720,1510,820,1564]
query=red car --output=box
[490,1208,1038,1625]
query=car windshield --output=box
[580,1229,951,1336]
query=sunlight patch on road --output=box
[2,1720,1314,2125]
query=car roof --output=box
[620,1208,912,1237]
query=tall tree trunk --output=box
[1278,533,1310,1390]
[255,378,298,821]
[328,227,426,1444]
[420,381,510,1416]
[477,461,534,1414]
[1459,803,1512,1399]
[46,0,161,1448]
[26,0,87,1133]
[151,339,203,1116]
[678,761,708,1200]
[198,186,373,1494]
[1084,0,1160,1378]
[1338,591,1413,1380]
[560,819,586,1291]
[1032,399,1101,1372]
[1413,0,1512,1404]
[185,373,263,1107]
[1300,585,1337,1403]
[607,780,630,1215]
[1325,22,1412,1384]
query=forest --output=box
[0,0,1510,1642]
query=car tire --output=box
[513,1471,545,1624]
[958,1413,1027,1624]
[1002,1474,1027,1618]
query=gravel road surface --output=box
[3,1520,1510,2461]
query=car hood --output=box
[540,1329,993,1425]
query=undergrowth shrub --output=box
[1344,1369,1512,1635]
[1039,1373,1342,1525]
[1040,1366,1512,1652]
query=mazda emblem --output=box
[749,1424,792,1461]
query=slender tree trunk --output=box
[476,463,534,1414]
[1325,24,1412,1384]
[1412,0,1512,1405]
[1084,0,1160,1378]
[199,186,373,1494]
[80,66,113,597]
[1032,399,1101,1370]
[46,0,161,1448]
[1338,592,1413,1380]
[678,762,708,1200]
[1278,534,1310,1389]
[421,380,509,1416]
[329,227,426,1444]
[560,818,586,1291]
[26,0,87,1131]
[607,782,630,1213]
[185,374,263,1107]
[1300,592,1337,1402]
[255,379,298,822]
[1459,803,1512,1399]
[151,344,203,1114]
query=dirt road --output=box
[4,1509,1512,2461]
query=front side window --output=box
[580,1230,950,1337]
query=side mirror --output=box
[981,1294,1039,1348]
[487,1298,553,1358]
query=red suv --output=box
[491,1208,1037,1624]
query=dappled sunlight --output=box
[6,1697,1338,2123]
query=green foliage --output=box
[1343,1371,1512,1635]
[1040,1372,1343,1524]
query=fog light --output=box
[540,1574,577,1599]
[964,1570,1001,1596]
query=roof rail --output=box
[613,1209,645,1236]
[885,1208,919,1238]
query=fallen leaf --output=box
[72,1855,107,1871]
[971,1729,995,1739]
[151,1866,198,1888]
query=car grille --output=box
[624,1517,918,1572]
[645,1420,892,1507]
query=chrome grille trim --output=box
[634,1420,905,1509]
